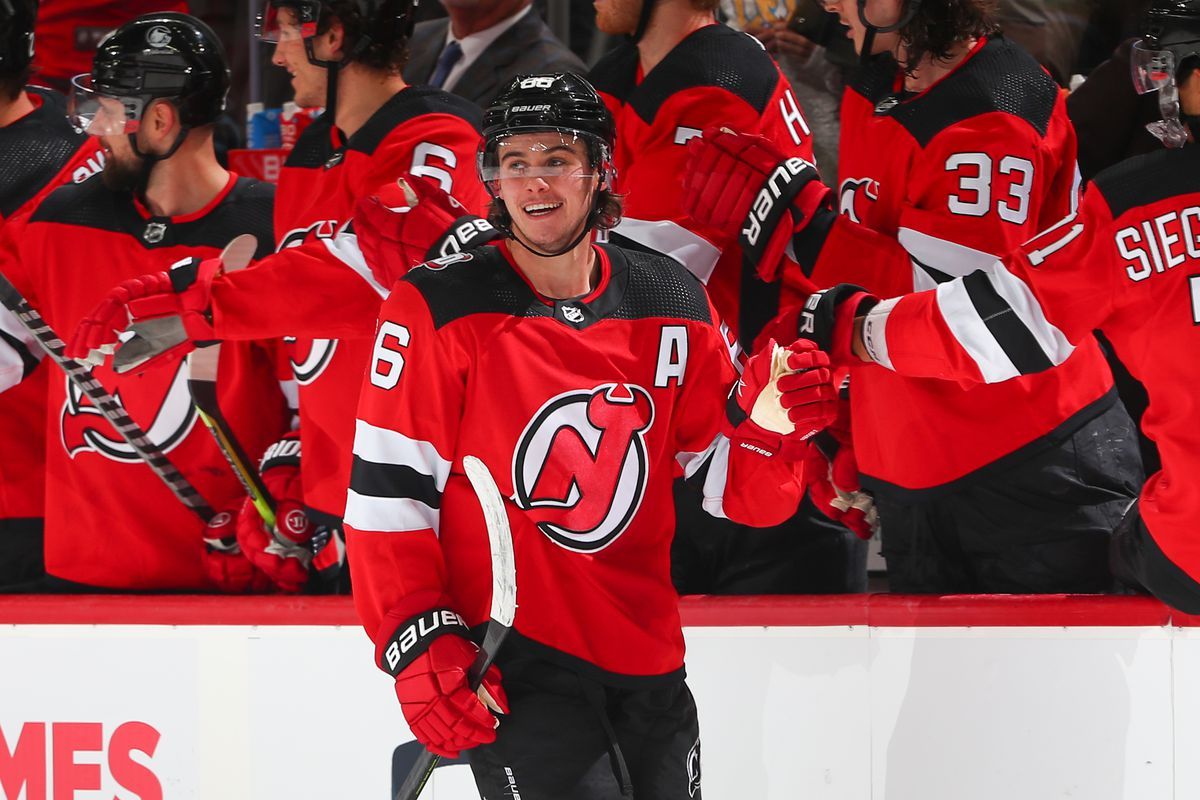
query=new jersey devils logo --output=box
[285,336,337,385]
[838,177,880,224]
[512,383,655,553]
[60,361,197,461]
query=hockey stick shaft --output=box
[395,455,516,800]
[0,270,217,523]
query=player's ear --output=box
[323,15,347,60]
[146,99,178,141]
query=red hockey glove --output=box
[805,401,878,541]
[235,432,344,593]
[353,176,498,289]
[682,127,834,282]
[68,255,221,369]
[725,338,838,460]
[201,507,274,593]
[377,605,509,759]
[793,285,880,365]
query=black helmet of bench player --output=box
[68,13,230,162]
[0,0,36,81]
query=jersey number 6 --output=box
[370,321,410,390]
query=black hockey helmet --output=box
[0,0,37,77]
[479,73,618,257]
[1132,0,1200,146]
[68,13,231,135]
[1140,0,1200,76]
[480,73,615,181]
[255,0,418,63]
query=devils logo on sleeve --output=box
[60,360,197,461]
[839,177,880,224]
[512,383,655,552]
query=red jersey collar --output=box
[132,170,239,224]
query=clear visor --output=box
[479,131,602,184]
[254,2,319,43]
[1130,40,1177,95]
[68,74,144,136]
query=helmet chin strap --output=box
[126,127,190,193]
[631,0,657,43]
[856,0,922,65]
[509,217,594,258]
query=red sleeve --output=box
[210,117,487,342]
[343,280,465,644]
[810,107,1078,298]
[863,186,1120,385]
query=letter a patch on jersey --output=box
[512,383,654,552]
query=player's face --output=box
[826,0,901,55]
[270,6,327,108]
[99,131,146,192]
[594,0,641,36]
[494,133,599,253]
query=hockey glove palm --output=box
[726,338,838,460]
[354,176,497,288]
[682,127,834,282]
[68,255,221,370]
[378,605,508,759]
[236,432,344,593]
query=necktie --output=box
[429,40,464,89]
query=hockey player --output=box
[346,74,838,799]
[589,0,869,595]
[0,13,292,592]
[821,0,1200,611]
[682,0,1144,592]
[0,0,105,588]
[68,1,491,586]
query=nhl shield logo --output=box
[512,383,654,553]
[143,221,168,244]
[146,25,172,48]
[561,304,585,324]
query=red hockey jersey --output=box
[345,243,807,681]
[0,88,105,522]
[590,23,818,349]
[809,37,1115,491]
[0,174,291,589]
[208,87,487,521]
[862,146,1200,583]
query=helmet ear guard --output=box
[0,0,36,78]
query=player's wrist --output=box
[375,593,468,676]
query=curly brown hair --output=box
[898,0,999,70]
[319,0,411,73]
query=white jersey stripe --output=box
[344,489,441,535]
[353,419,452,490]
[934,279,1022,382]
[322,230,390,299]
[981,263,1076,368]
[699,435,732,520]
[611,217,723,284]
[899,226,1000,288]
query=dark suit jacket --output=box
[404,8,587,109]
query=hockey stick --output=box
[0,270,217,523]
[394,455,517,800]
[183,235,278,528]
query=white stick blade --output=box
[462,455,516,627]
[221,234,259,272]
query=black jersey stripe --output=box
[349,455,442,507]
[961,270,1056,375]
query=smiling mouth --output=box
[523,202,562,217]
